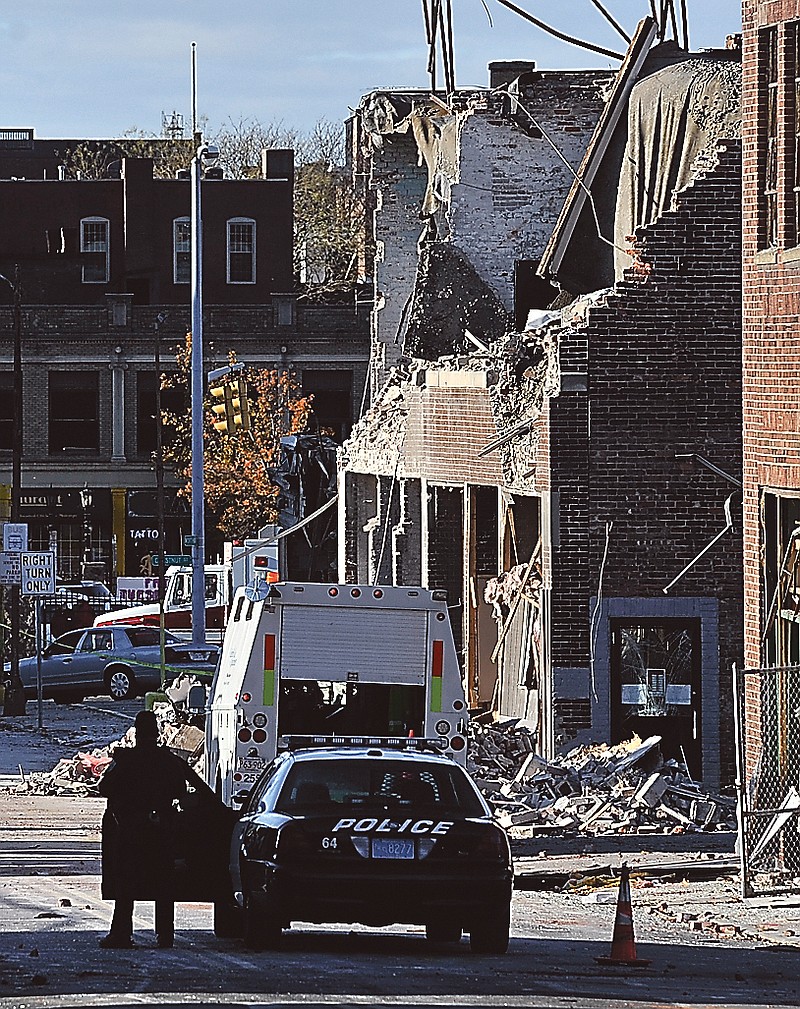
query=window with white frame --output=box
[173,217,191,284]
[80,217,109,283]
[227,218,256,284]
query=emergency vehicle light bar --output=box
[278,735,447,754]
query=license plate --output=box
[372,839,414,859]
[238,757,265,772]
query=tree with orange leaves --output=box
[161,334,312,540]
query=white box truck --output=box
[205,582,468,805]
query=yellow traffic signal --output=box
[231,376,251,432]
[210,382,234,434]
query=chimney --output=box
[488,60,536,90]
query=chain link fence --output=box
[735,663,800,897]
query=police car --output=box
[230,736,513,953]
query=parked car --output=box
[230,738,513,952]
[10,625,219,702]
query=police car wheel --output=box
[243,895,281,950]
[469,903,510,954]
[106,666,136,701]
[426,922,462,943]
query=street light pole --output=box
[2,265,24,716]
[190,144,207,647]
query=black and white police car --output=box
[229,736,513,952]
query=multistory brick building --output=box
[0,133,368,578]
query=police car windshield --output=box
[276,758,484,817]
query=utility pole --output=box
[155,313,167,684]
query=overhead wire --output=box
[588,0,631,43]
[492,0,625,60]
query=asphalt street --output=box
[2,701,800,1008]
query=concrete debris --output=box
[6,705,203,797]
[467,722,735,836]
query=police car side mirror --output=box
[231,790,251,806]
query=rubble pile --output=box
[468,723,736,836]
[6,705,203,797]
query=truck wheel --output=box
[426,921,462,943]
[213,900,242,938]
[243,895,281,950]
[469,903,510,954]
[106,666,136,701]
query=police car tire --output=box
[469,903,510,954]
[106,666,136,701]
[426,922,462,943]
[243,896,281,950]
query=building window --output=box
[762,490,800,667]
[301,369,353,439]
[173,217,190,284]
[792,23,800,246]
[761,25,779,248]
[136,371,184,456]
[48,371,99,453]
[0,372,12,450]
[80,217,109,283]
[227,218,256,284]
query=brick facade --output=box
[542,142,743,785]
[741,3,800,788]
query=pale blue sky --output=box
[0,1,741,139]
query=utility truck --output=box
[205,582,468,805]
[95,541,280,640]
[95,564,231,638]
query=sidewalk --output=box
[0,697,139,788]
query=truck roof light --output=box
[373,588,383,598]
[350,588,361,598]
[328,587,339,597]
[241,692,252,703]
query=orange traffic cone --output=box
[594,863,650,967]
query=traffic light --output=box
[210,380,235,434]
[231,376,251,432]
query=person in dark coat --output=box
[98,709,189,949]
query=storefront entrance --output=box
[610,618,702,779]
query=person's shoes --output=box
[156,935,174,948]
[99,934,134,949]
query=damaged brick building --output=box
[339,21,742,788]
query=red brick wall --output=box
[742,1,800,684]
[402,384,504,485]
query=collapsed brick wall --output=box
[549,142,743,781]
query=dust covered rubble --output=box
[467,721,736,837]
[4,702,204,797]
